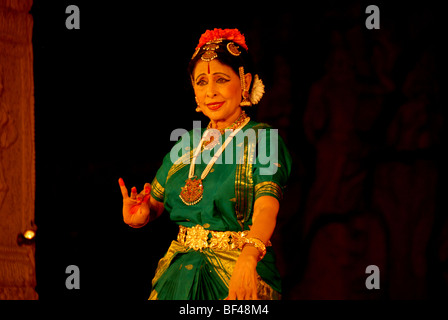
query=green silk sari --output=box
[148,120,292,300]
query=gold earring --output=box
[195,97,202,112]
[239,66,251,107]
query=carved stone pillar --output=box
[0,0,37,299]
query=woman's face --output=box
[192,59,251,128]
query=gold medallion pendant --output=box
[179,178,204,206]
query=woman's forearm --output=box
[247,195,279,244]
[239,196,280,261]
[228,196,280,299]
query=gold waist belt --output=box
[177,224,271,252]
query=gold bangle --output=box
[243,237,267,261]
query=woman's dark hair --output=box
[187,39,255,92]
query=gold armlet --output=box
[243,237,267,261]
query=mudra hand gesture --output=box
[118,178,151,227]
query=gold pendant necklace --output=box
[179,177,204,206]
[179,116,250,206]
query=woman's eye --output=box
[196,80,207,86]
[216,78,229,83]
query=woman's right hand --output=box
[118,178,151,227]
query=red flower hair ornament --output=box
[195,28,248,51]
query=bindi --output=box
[207,62,210,74]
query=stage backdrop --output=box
[0,0,37,299]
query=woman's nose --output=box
[206,82,218,98]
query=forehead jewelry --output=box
[200,42,220,62]
[192,40,242,61]
[194,39,222,62]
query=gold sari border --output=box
[151,177,165,202]
[148,236,280,300]
[254,181,283,201]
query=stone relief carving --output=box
[0,67,19,210]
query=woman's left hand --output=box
[226,246,260,300]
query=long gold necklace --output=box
[179,115,250,206]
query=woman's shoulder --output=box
[245,119,272,131]
[244,120,290,153]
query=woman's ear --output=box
[245,73,252,89]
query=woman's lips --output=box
[206,102,225,111]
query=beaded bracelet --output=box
[242,237,267,261]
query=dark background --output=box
[31,0,447,300]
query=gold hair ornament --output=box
[227,42,241,56]
[202,41,220,61]
[191,40,242,61]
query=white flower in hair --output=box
[250,74,265,105]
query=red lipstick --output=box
[206,102,225,111]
